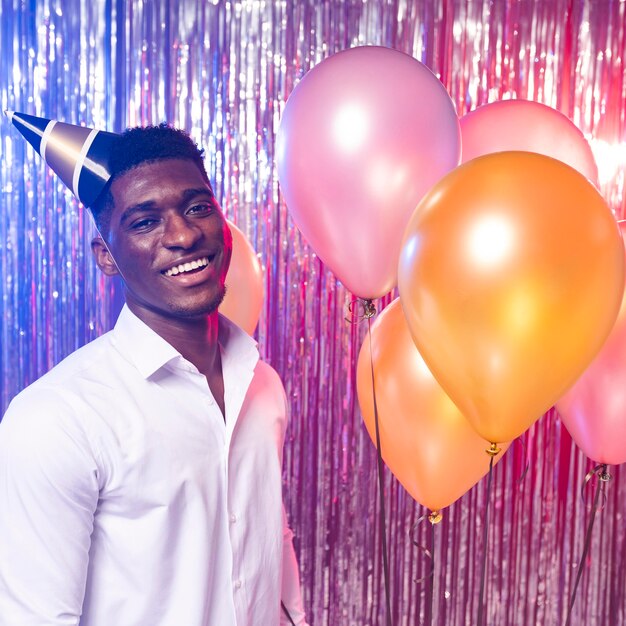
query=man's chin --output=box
[167,287,227,319]
[123,284,228,325]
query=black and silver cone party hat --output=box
[5,111,119,207]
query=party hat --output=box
[5,111,119,207]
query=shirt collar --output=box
[111,304,259,380]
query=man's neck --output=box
[148,314,220,373]
[128,305,226,416]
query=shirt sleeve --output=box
[280,505,309,626]
[0,390,100,626]
[275,370,308,625]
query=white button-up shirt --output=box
[0,306,306,625]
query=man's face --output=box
[92,158,232,325]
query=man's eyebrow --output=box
[180,187,215,203]
[119,201,157,225]
[119,188,215,225]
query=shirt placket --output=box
[173,360,241,622]
[222,358,255,626]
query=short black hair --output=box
[91,123,211,235]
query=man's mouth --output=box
[162,255,214,277]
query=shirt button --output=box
[234,579,242,589]
[229,513,237,523]
[207,396,214,405]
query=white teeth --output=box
[164,257,209,277]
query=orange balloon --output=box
[219,220,264,335]
[398,151,624,444]
[356,299,509,512]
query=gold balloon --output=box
[219,220,264,335]
[356,299,509,512]
[398,151,625,443]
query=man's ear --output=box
[91,236,120,276]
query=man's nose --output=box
[161,214,201,248]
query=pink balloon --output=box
[556,221,626,465]
[277,46,461,299]
[460,99,599,186]
[219,220,263,335]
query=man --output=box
[0,119,307,625]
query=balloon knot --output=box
[486,442,501,457]
[362,299,376,318]
[428,510,443,524]
[599,464,612,482]
[345,298,377,323]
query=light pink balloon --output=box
[460,99,599,186]
[556,221,626,465]
[276,46,461,299]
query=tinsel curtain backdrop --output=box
[1,1,625,624]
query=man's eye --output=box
[130,218,158,230]
[188,203,212,215]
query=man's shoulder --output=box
[253,359,283,387]
[256,357,282,376]
[249,358,288,413]
[36,331,117,384]
[0,332,123,453]
[4,331,118,414]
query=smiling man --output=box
[0,122,307,626]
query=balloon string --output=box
[410,511,440,623]
[516,433,530,486]
[409,513,436,585]
[426,519,435,626]
[579,462,611,513]
[564,463,611,626]
[365,305,393,626]
[476,452,495,626]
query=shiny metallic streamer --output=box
[1,1,625,624]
